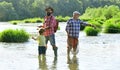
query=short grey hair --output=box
[73,11,80,15]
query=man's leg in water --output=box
[72,38,78,55]
[67,37,72,60]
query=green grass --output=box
[0,29,29,43]
[56,16,70,22]
[84,27,100,36]
[102,23,120,33]
[23,18,43,23]
[10,20,21,25]
[80,25,85,31]
[10,16,71,24]
[10,18,44,24]
[10,16,70,24]
[102,18,120,33]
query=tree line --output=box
[0,0,120,21]
[81,5,120,20]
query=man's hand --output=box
[37,25,43,28]
[37,25,43,30]
[32,36,35,40]
[45,26,51,30]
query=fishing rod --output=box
[95,26,120,31]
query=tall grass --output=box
[10,18,44,24]
[0,29,29,43]
[56,16,70,22]
[23,18,44,23]
[84,20,101,36]
[102,23,120,33]
[88,20,102,30]
[84,27,100,36]
[102,18,120,33]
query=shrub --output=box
[10,20,21,25]
[102,23,120,33]
[56,16,70,22]
[102,18,120,33]
[80,25,85,31]
[80,18,92,21]
[56,16,64,22]
[84,27,100,36]
[36,19,42,23]
[95,18,106,24]
[88,20,102,31]
[31,20,36,23]
[12,22,18,25]
[116,23,120,32]
[0,33,1,41]
[24,20,31,23]
[80,18,103,31]
[64,16,70,22]
[36,18,44,23]
[0,29,29,43]
[23,18,44,23]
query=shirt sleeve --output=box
[65,20,71,32]
[80,21,88,26]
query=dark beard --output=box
[47,12,51,16]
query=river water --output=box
[0,22,120,70]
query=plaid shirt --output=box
[43,15,56,36]
[66,18,88,38]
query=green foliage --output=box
[83,19,101,36]
[117,23,120,33]
[103,19,120,33]
[104,5,120,19]
[22,18,43,23]
[0,1,18,21]
[0,33,1,41]
[10,20,23,25]
[0,29,29,43]
[1,0,120,21]
[88,20,102,28]
[80,18,103,31]
[24,20,31,23]
[80,25,85,31]
[104,18,120,24]
[80,18,92,22]
[10,16,69,23]
[56,16,70,22]
[36,19,42,23]
[12,22,18,25]
[81,5,120,34]
[84,27,100,36]
[81,5,120,20]
[26,18,43,23]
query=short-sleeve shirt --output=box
[36,35,46,46]
[66,18,88,38]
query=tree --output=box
[0,1,18,21]
[0,0,120,21]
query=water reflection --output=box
[38,55,48,70]
[51,57,57,70]
[67,56,79,70]
[1,23,120,70]
[38,56,57,70]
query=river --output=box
[0,22,120,70]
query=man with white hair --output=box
[66,11,96,57]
